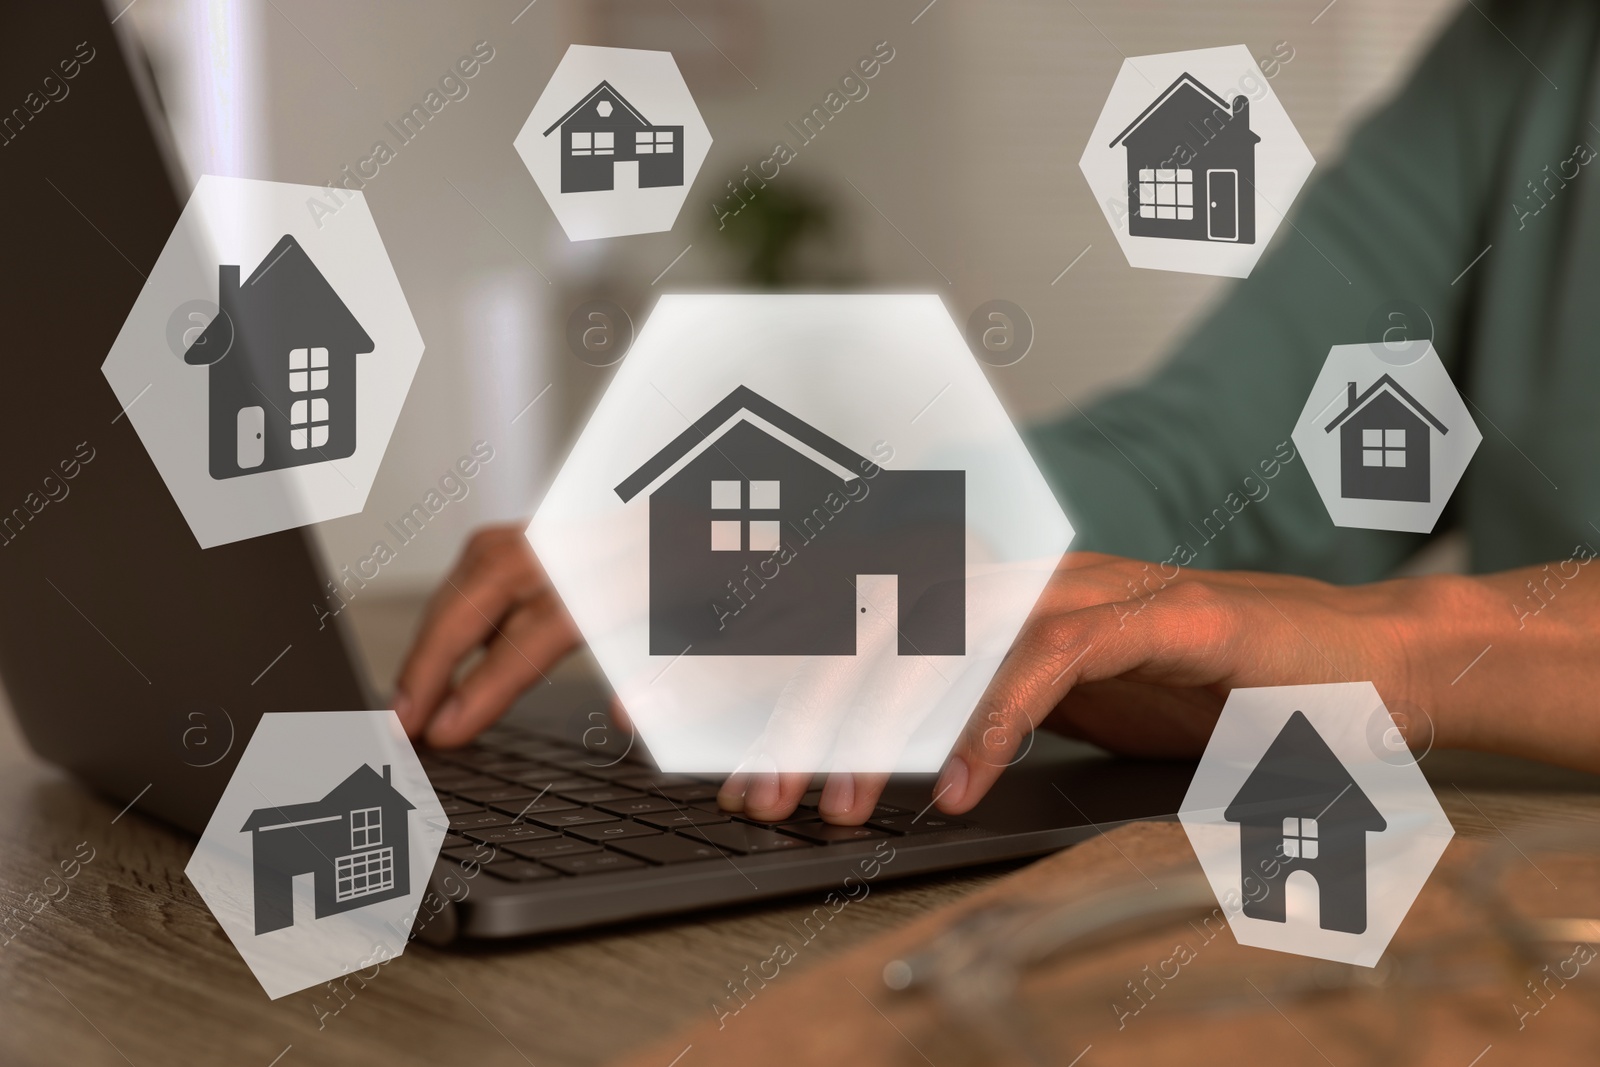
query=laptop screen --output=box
[0,0,371,834]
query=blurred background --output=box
[122,0,1460,597]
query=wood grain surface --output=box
[2,595,1598,1066]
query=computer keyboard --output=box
[421,727,972,887]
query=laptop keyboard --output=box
[421,730,971,884]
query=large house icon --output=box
[240,763,414,936]
[1225,711,1386,935]
[1323,374,1448,503]
[614,386,965,657]
[543,81,684,194]
[1110,72,1260,244]
[184,234,372,481]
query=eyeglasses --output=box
[881,828,1600,1066]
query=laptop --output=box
[0,0,1193,945]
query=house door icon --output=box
[855,574,898,651]
[1207,169,1239,242]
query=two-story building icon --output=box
[184,234,373,481]
[240,763,414,936]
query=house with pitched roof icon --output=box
[1110,72,1260,244]
[544,80,684,194]
[614,386,965,657]
[1225,711,1386,935]
[1323,374,1448,503]
[240,763,414,936]
[183,234,373,480]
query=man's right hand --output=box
[394,524,580,747]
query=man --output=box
[395,0,1600,824]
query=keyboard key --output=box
[429,772,505,792]
[685,823,813,855]
[542,751,618,770]
[659,783,722,803]
[776,822,892,845]
[595,796,680,817]
[448,810,518,832]
[441,832,473,850]
[636,810,731,830]
[454,784,550,806]
[867,815,970,835]
[438,749,534,772]
[567,762,651,782]
[543,852,648,876]
[489,796,578,818]
[610,835,729,866]
[506,838,602,861]
[566,821,663,843]
[465,824,561,845]
[482,860,562,883]
[618,772,704,793]
[501,774,602,793]
[557,786,649,805]
[797,789,825,810]
[528,808,620,830]
[439,798,486,816]
[498,741,569,760]
[441,844,496,862]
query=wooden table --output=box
[3,595,1599,1066]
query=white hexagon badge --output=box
[185,711,446,999]
[515,45,711,241]
[1179,683,1454,967]
[528,295,1073,774]
[1291,341,1481,533]
[101,175,424,548]
[1079,45,1314,277]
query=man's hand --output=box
[394,525,579,747]
[402,531,1582,830]
[722,552,1448,824]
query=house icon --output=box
[1110,72,1260,244]
[613,386,965,657]
[240,763,414,936]
[1322,374,1448,503]
[543,80,684,194]
[1225,711,1386,935]
[184,234,373,481]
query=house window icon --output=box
[184,235,373,481]
[1281,816,1318,860]
[614,386,965,658]
[709,478,782,551]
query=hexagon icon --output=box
[101,175,424,548]
[1291,341,1481,533]
[527,295,1073,774]
[1079,46,1314,277]
[185,711,446,999]
[515,45,711,241]
[1179,683,1454,967]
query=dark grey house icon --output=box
[1225,711,1386,935]
[240,763,414,936]
[1323,374,1447,503]
[543,81,684,194]
[614,386,965,657]
[184,234,373,481]
[1110,72,1260,244]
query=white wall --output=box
[126,0,1461,592]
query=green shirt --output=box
[1026,0,1600,582]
